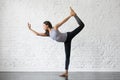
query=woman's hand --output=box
[28,22,32,30]
[27,22,48,36]
[70,7,76,16]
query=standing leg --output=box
[60,34,71,77]
[64,40,71,70]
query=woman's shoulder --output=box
[50,28,60,33]
[51,27,59,31]
[52,26,59,30]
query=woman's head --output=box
[43,21,52,36]
[43,21,52,30]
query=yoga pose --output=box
[27,7,85,77]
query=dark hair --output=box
[43,21,52,36]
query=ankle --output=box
[65,70,68,74]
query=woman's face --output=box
[43,24,48,30]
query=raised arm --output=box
[54,7,76,30]
[54,15,72,30]
[27,23,47,37]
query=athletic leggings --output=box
[64,15,85,70]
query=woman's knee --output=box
[79,23,85,30]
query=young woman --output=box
[27,7,85,77]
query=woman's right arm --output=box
[27,23,47,36]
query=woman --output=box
[27,7,85,77]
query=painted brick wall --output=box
[0,0,120,71]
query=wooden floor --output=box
[0,72,120,80]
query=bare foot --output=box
[70,7,76,16]
[59,73,68,77]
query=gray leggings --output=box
[64,15,85,70]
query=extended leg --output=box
[74,15,84,26]
[69,15,85,39]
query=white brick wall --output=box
[0,0,120,71]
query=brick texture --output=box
[0,0,120,71]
